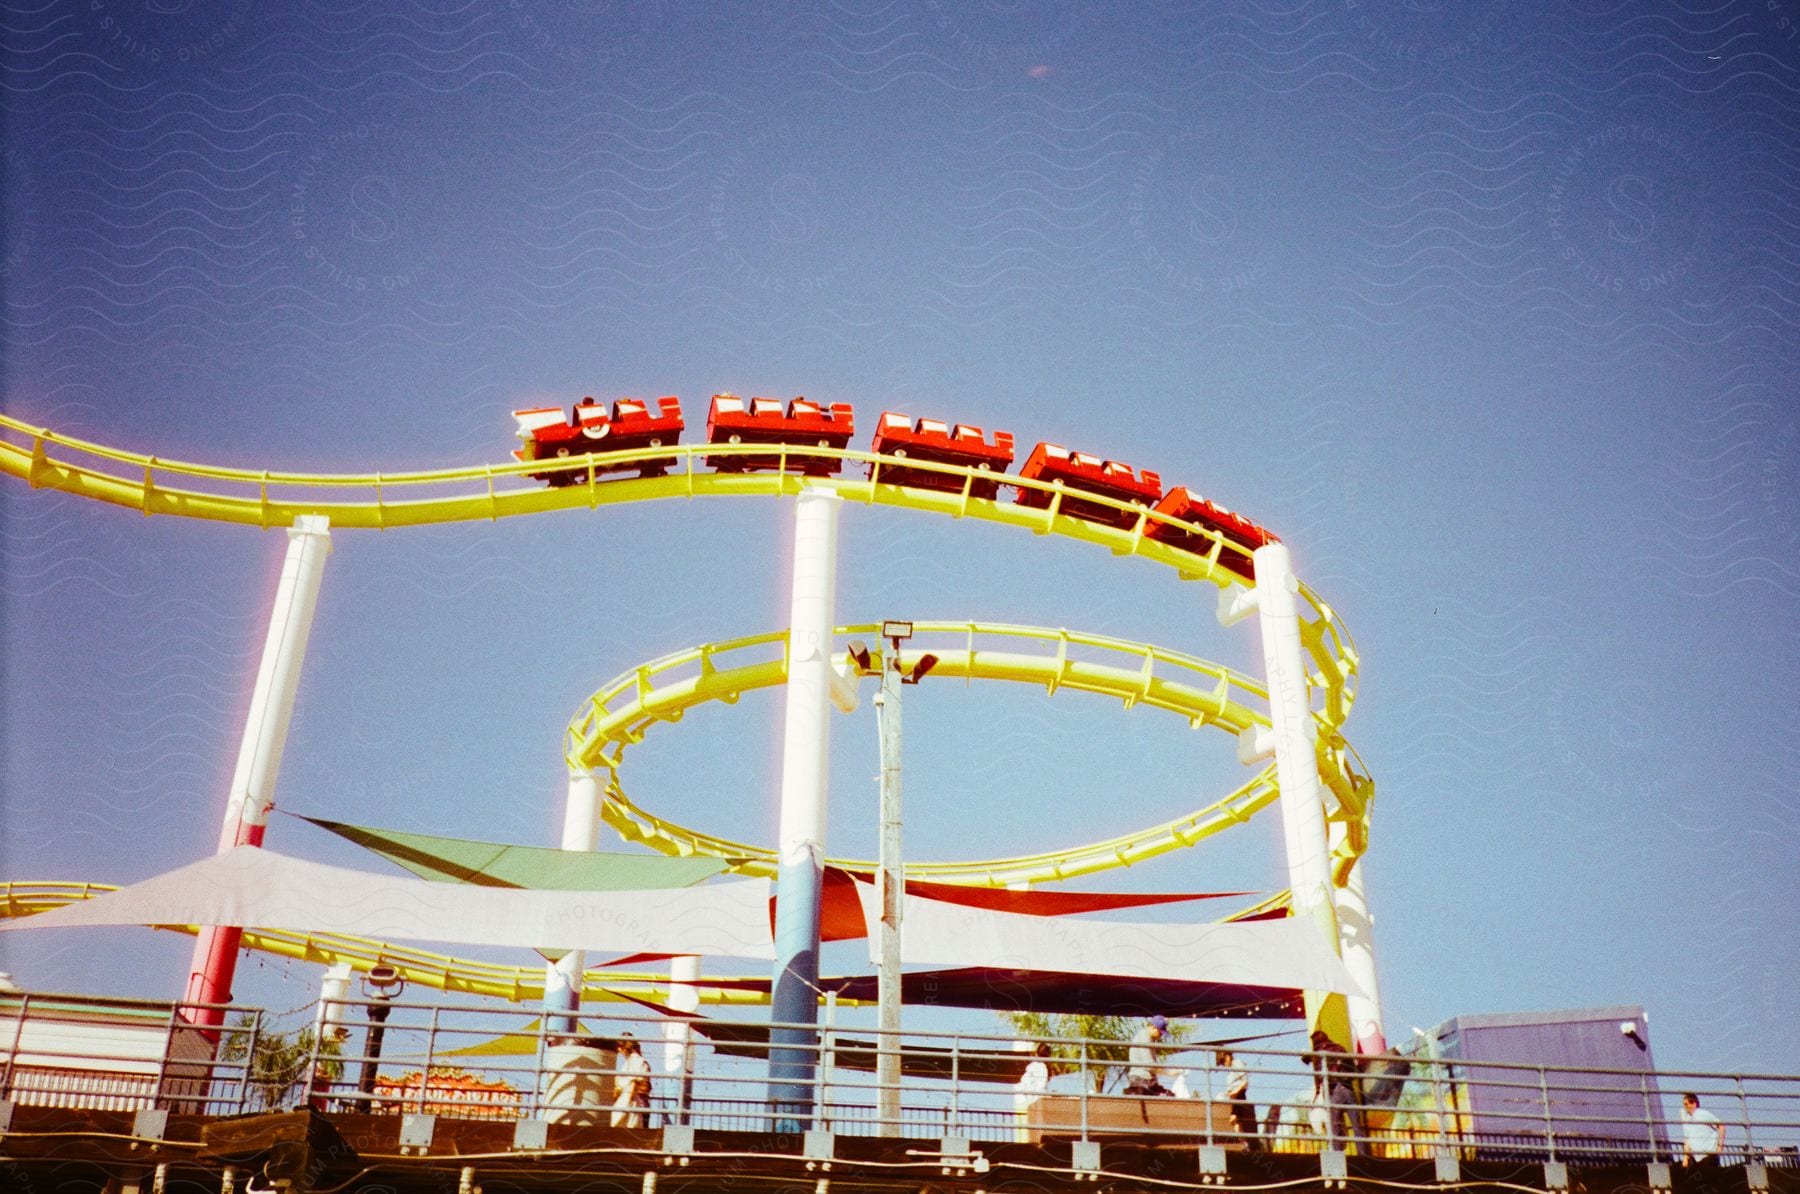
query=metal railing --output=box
[282,997,1800,1165]
[7,988,1798,1168]
[0,991,259,1116]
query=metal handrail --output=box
[8,991,1800,1166]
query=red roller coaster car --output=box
[1146,486,1279,579]
[705,395,855,475]
[1015,443,1163,530]
[867,412,1014,498]
[511,396,684,484]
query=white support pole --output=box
[1246,543,1347,1037]
[544,766,601,1032]
[663,954,702,1122]
[184,515,332,1024]
[1249,543,1335,915]
[1329,821,1388,1054]
[768,487,843,1122]
[874,651,904,1137]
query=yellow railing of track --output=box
[566,621,1372,887]
[0,413,1356,727]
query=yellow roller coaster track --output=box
[0,414,1368,997]
[0,415,1359,729]
[570,620,1372,887]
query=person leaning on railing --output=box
[1308,1030,1362,1149]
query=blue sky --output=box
[2,2,1797,1078]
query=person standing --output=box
[1216,1049,1260,1150]
[1680,1093,1724,1167]
[1126,1015,1173,1096]
[1014,1041,1052,1142]
[1308,1029,1361,1149]
[610,1034,653,1129]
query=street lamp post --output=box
[356,965,405,1108]
[869,621,936,1137]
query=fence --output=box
[6,990,1797,1168]
[0,991,257,1116]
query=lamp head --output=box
[905,653,939,684]
[365,963,405,998]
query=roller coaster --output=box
[0,398,1371,1008]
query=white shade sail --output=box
[2,846,775,960]
[857,882,1363,996]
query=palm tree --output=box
[220,1015,345,1112]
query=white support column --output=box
[544,767,601,1031]
[1243,542,1349,1043]
[663,954,702,1122]
[768,487,843,1121]
[214,514,335,851]
[1329,822,1388,1054]
[1248,543,1335,919]
[184,515,333,1023]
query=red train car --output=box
[705,395,855,475]
[867,412,1014,499]
[512,396,684,484]
[1145,486,1279,578]
[1014,443,1163,530]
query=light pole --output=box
[865,620,936,1137]
[356,964,405,1108]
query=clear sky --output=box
[2,2,1796,1079]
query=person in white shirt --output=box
[1126,1015,1173,1096]
[1216,1049,1260,1150]
[1014,1042,1052,1141]
[610,1034,653,1129]
[1680,1092,1724,1167]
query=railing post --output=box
[419,1006,442,1115]
[1640,1074,1658,1161]
[1735,1074,1756,1157]
[1079,1039,1090,1142]
[1202,1052,1215,1147]
[949,1035,961,1128]
[1539,1067,1557,1163]
[152,1004,178,1110]
[1,991,27,1099]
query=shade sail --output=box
[855,884,1363,997]
[0,846,774,959]
[810,868,1256,942]
[301,816,731,890]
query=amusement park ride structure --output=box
[0,396,1384,1069]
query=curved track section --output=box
[0,415,1360,732]
[568,621,1372,887]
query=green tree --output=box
[220,1014,345,1112]
[1005,1012,1186,1093]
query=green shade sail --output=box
[301,816,733,891]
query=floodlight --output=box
[882,620,913,640]
[905,653,939,685]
